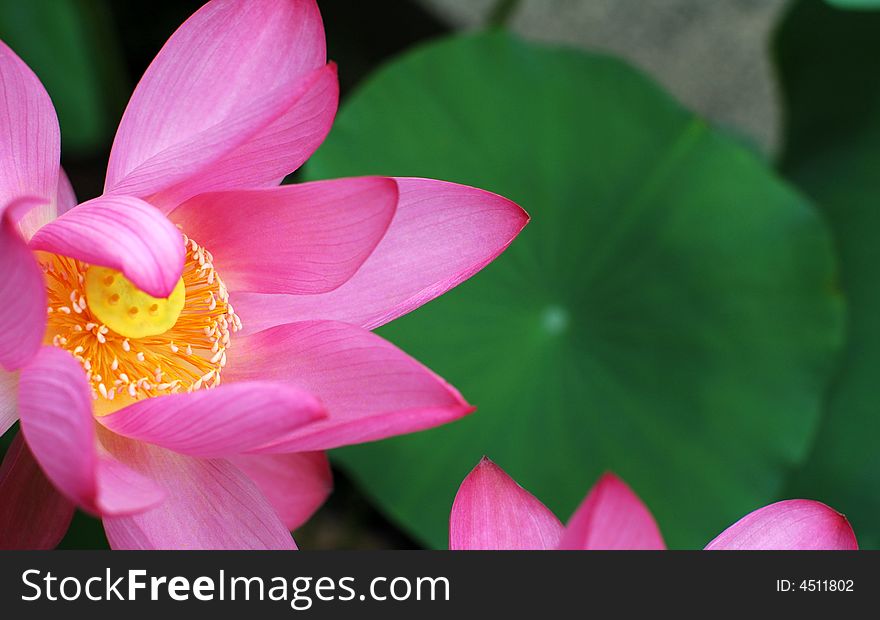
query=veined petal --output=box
[106,0,331,206]
[147,63,338,210]
[18,168,79,240]
[236,178,529,333]
[0,197,47,371]
[224,321,473,452]
[0,369,17,436]
[56,168,77,215]
[17,347,164,516]
[0,432,75,550]
[449,457,563,550]
[98,382,326,458]
[230,452,332,531]
[0,41,60,211]
[704,500,859,550]
[29,194,184,298]
[557,473,665,550]
[100,429,296,550]
[170,177,397,295]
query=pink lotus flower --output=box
[450,458,858,550]
[0,0,527,550]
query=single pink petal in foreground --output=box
[235,178,529,333]
[105,0,330,205]
[704,499,858,550]
[100,430,296,550]
[29,194,185,298]
[224,321,473,452]
[99,382,326,458]
[0,369,17,436]
[557,472,666,550]
[0,432,75,550]
[169,177,397,295]
[0,198,46,371]
[17,347,164,516]
[0,41,60,211]
[230,452,333,531]
[450,457,564,550]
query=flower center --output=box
[39,233,241,414]
[85,267,186,339]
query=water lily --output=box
[0,0,527,550]
[450,458,858,550]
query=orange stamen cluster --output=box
[39,233,241,414]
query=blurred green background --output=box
[1,0,879,549]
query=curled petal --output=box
[170,177,397,295]
[704,500,859,550]
[450,457,563,550]
[0,432,75,549]
[558,473,665,550]
[100,429,296,550]
[236,178,529,333]
[99,382,326,458]
[231,452,333,531]
[106,0,331,206]
[224,321,473,452]
[17,347,164,516]
[29,194,184,298]
[0,197,47,370]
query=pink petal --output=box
[224,321,474,451]
[98,382,325,458]
[0,432,75,550]
[29,194,184,298]
[704,500,859,550]
[18,168,78,240]
[236,178,529,333]
[0,370,17,436]
[17,346,164,516]
[100,429,296,550]
[230,452,333,531]
[169,177,397,295]
[56,167,77,215]
[105,0,333,208]
[148,64,338,211]
[0,41,59,212]
[0,197,47,371]
[449,457,563,550]
[557,473,666,550]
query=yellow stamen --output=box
[85,266,185,339]
[38,234,240,414]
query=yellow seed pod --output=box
[85,266,185,339]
